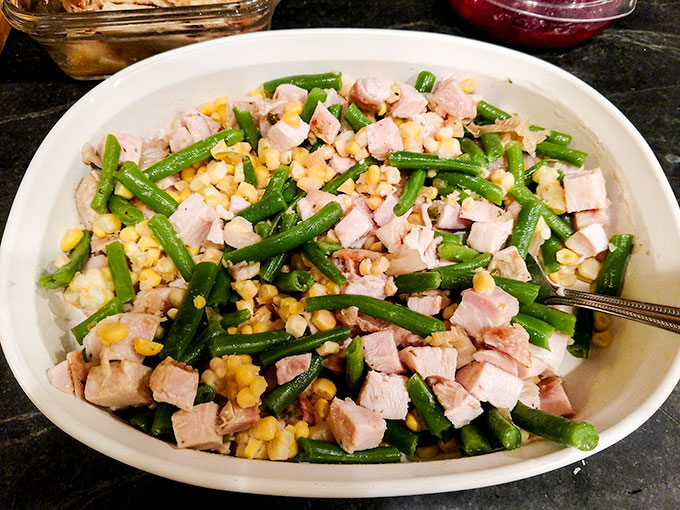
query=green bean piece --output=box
[233,108,262,151]
[306,294,446,337]
[511,401,599,451]
[438,243,480,262]
[224,202,343,264]
[150,402,177,437]
[437,253,492,277]
[107,195,144,226]
[295,438,401,464]
[281,178,300,203]
[476,100,511,122]
[39,230,93,289]
[194,384,217,405]
[394,169,426,216]
[511,313,554,350]
[459,422,494,456]
[407,374,455,441]
[505,141,525,186]
[178,321,218,367]
[262,354,324,416]
[480,132,504,163]
[262,72,342,95]
[388,151,483,177]
[344,103,372,131]
[414,71,436,93]
[540,234,562,274]
[275,270,315,293]
[91,134,121,214]
[486,408,521,450]
[303,241,348,286]
[527,125,572,146]
[242,159,258,187]
[568,307,594,359]
[300,87,328,123]
[209,329,293,357]
[459,137,488,169]
[383,420,419,457]
[434,172,504,205]
[71,296,124,344]
[160,262,218,361]
[438,270,539,305]
[327,103,343,120]
[433,231,463,245]
[432,179,470,201]
[236,193,287,224]
[509,185,574,241]
[105,241,135,303]
[345,336,367,395]
[206,267,232,307]
[519,302,576,336]
[509,201,543,259]
[145,128,244,181]
[259,212,299,282]
[317,241,343,254]
[220,309,252,329]
[147,214,196,282]
[260,326,351,368]
[129,407,155,434]
[309,140,324,153]
[394,271,442,294]
[536,141,587,167]
[114,162,178,216]
[595,234,634,297]
[321,157,378,194]
[262,166,290,200]
[524,158,551,187]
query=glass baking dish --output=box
[2,0,279,79]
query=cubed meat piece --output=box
[434,202,470,231]
[66,350,88,398]
[483,324,531,366]
[222,216,261,249]
[357,371,410,420]
[488,246,531,282]
[267,118,310,152]
[228,195,250,214]
[391,83,428,119]
[459,200,503,223]
[574,208,610,231]
[111,133,143,166]
[432,378,483,428]
[149,357,199,411]
[538,377,574,416]
[47,360,74,395]
[348,77,390,114]
[401,225,441,270]
[83,313,161,364]
[362,330,404,374]
[310,103,341,144]
[216,400,261,434]
[366,118,404,160]
[564,168,608,213]
[456,361,524,409]
[519,380,541,409]
[399,346,457,380]
[273,83,308,104]
[466,220,513,254]
[172,402,229,453]
[328,397,386,453]
[84,360,152,410]
[275,353,312,385]
[376,215,410,253]
[473,348,519,377]
[411,112,444,139]
[429,75,478,121]
[529,331,570,374]
[343,274,388,300]
[373,194,399,227]
[132,287,174,316]
[75,171,100,229]
[517,356,548,380]
[335,206,374,248]
[406,290,450,316]
[452,287,519,339]
[169,193,220,249]
[565,223,609,257]
[328,155,356,175]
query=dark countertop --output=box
[1,0,679,507]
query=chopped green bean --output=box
[237,193,287,224]
[486,408,522,450]
[262,166,290,200]
[519,302,576,336]
[71,297,124,344]
[147,214,196,282]
[480,132,504,163]
[388,151,483,176]
[260,326,351,368]
[511,313,554,350]
[568,307,594,359]
[233,108,261,150]
[263,72,342,95]
[209,328,293,357]
[509,185,574,241]
[540,234,562,274]
[344,103,372,131]
[301,87,328,123]
[91,134,121,214]
[414,71,436,93]
[259,212,299,282]
[509,201,543,259]
[220,309,251,329]
[394,271,442,294]
[105,241,135,303]
[438,243,480,262]
[346,336,367,395]
[434,172,504,205]
[459,137,488,169]
[262,354,324,416]
[243,159,258,187]
[459,422,494,456]
[595,234,634,297]
[536,141,587,167]
[295,438,401,464]
[394,169,426,216]
[303,241,348,287]
[275,270,315,293]
[384,420,419,457]
[107,195,144,226]
[39,230,92,289]
[505,141,525,186]
[114,162,178,216]
[407,374,455,441]
[321,157,378,194]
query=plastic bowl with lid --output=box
[449,0,637,48]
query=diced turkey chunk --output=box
[169,193,220,249]
[223,216,261,249]
[459,200,503,223]
[563,168,608,213]
[47,360,75,395]
[335,205,375,248]
[488,246,531,282]
[149,357,199,411]
[434,202,470,231]
[391,83,428,118]
[275,353,312,385]
[111,133,143,166]
[483,324,531,366]
[400,225,441,270]
[452,287,519,339]
[216,401,260,435]
[84,360,152,410]
[328,154,356,174]
[574,208,609,231]
[565,223,609,257]
[328,397,386,453]
[456,361,524,409]
[411,112,444,139]
[373,194,399,227]
[172,402,229,454]
[309,103,341,144]
[466,220,513,254]
[349,77,391,114]
[132,287,174,316]
[273,83,308,104]
[429,75,478,121]
[399,346,457,380]
[83,312,161,364]
[67,350,88,398]
[519,380,541,409]
[267,118,310,152]
[538,377,574,416]
[473,349,519,377]
[407,290,450,316]
[357,371,410,420]
[530,331,570,374]
[75,171,100,229]
[343,274,388,300]
[432,378,483,428]
[228,196,250,214]
[362,330,404,374]
[366,118,404,160]
[376,215,410,253]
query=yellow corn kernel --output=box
[365,195,383,210]
[93,214,122,237]
[312,378,337,400]
[371,256,390,275]
[133,337,164,356]
[369,241,384,252]
[416,444,439,460]
[442,303,457,321]
[169,288,185,308]
[548,272,561,284]
[167,308,178,320]
[461,196,475,211]
[577,257,602,282]
[556,248,579,265]
[99,323,129,344]
[346,140,362,158]
[366,164,381,185]
[235,364,255,387]
[289,301,304,315]
[490,169,503,185]
[384,276,398,297]
[250,375,268,397]
[283,111,301,128]
[236,299,255,316]
[201,369,218,389]
[240,324,254,335]
[181,167,196,182]
[285,314,308,338]
[179,189,192,201]
[314,398,330,421]
[306,283,327,299]
[257,284,279,304]
[232,280,259,301]
[236,387,258,408]
[336,178,355,195]
[267,429,298,461]
[184,246,199,257]
[593,311,611,331]
[60,229,84,252]
[359,258,373,276]
[227,326,239,334]
[500,172,515,193]
[311,310,337,332]
[251,416,279,441]
[243,437,263,459]
[238,181,259,203]
[405,410,425,432]
[247,89,264,98]
[377,101,388,116]
[421,186,438,201]
[472,269,495,294]
[119,226,140,243]
[192,295,206,309]
[316,340,340,356]
[591,330,613,347]
[129,271,139,287]
[438,439,459,454]
[134,220,152,237]
[252,322,269,334]
[560,273,577,287]
[460,77,478,94]
[114,181,134,200]
[284,100,303,115]
[137,234,159,251]
[54,254,70,269]
[139,268,162,290]
[294,420,310,440]
[198,102,215,116]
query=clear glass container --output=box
[0,3,11,53]
[449,0,637,48]
[2,0,279,78]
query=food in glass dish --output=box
[62,0,239,11]
[41,69,633,463]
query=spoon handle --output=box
[545,289,680,334]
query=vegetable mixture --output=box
[43,70,633,463]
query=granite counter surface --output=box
[1,0,679,507]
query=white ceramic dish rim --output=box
[1,28,679,497]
